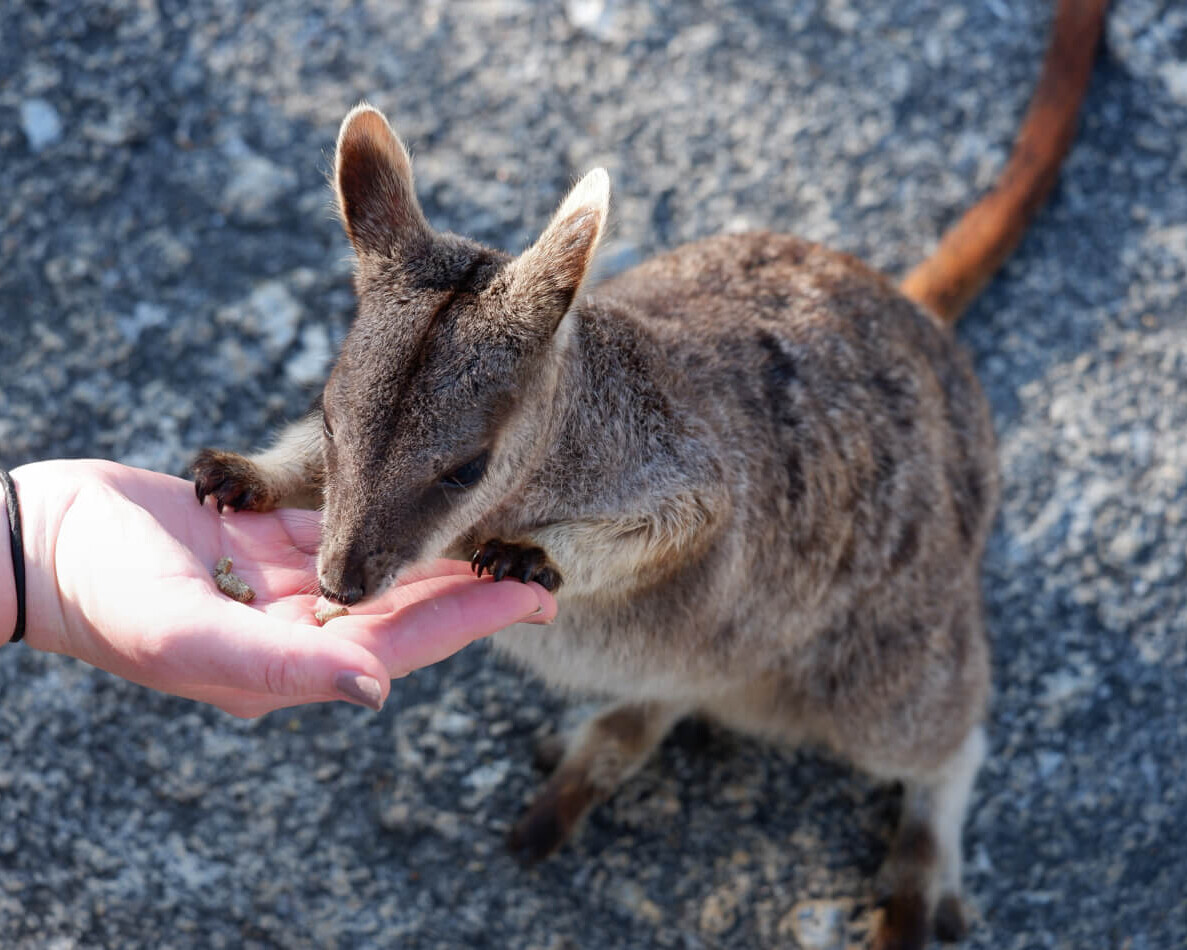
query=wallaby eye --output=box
[440,450,489,489]
[322,414,334,440]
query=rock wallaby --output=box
[193,2,1107,945]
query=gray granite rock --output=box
[1,1,1186,948]
[18,99,62,153]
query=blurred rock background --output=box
[1,0,1185,947]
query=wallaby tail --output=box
[899,0,1109,325]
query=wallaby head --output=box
[317,104,609,603]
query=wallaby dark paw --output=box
[506,775,589,866]
[670,717,714,754]
[506,802,567,867]
[192,449,274,513]
[932,893,968,943]
[471,540,562,591]
[532,732,567,773]
[871,892,929,950]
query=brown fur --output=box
[192,5,1107,947]
[508,701,683,864]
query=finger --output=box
[166,593,392,709]
[329,578,550,676]
[394,557,485,585]
[182,684,349,719]
[389,570,558,617]
[517,581,557,623]
[254,573,549,626]
[329,573,482,617]
[326,573,558,624]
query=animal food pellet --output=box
[315,603,350,625]
[213,555,256,603]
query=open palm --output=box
[13,460,554,717]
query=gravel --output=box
[2,1,1186,947]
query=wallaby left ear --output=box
[508,168,609,334]
[334,103,429,257]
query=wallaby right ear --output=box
[334,103,429,256]
[505,168,610,337]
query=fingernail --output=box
[523,604,553,625]
[335,672,383,711]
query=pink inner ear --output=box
[339,110,410,176]
[335,110,425,255]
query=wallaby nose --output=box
[318,545,367,605]
[319,579,364,605]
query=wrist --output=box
[4,462,75,655]
[0,474,15,644]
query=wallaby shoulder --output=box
[546,231,999,576]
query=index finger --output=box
[326,578,555,676]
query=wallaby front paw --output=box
[471,540,562,591]
[192,449,274,513]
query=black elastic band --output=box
[1,469,26,643]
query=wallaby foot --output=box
[531,732,567,773]
[932,893,969,943]
[472,540,562,591]
[872,726,985,950]
[507,700,685,865]
[192,448,276,512]
[873,892,929,950]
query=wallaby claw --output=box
[191,449,271,513]
[471,540,562,591]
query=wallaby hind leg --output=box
[193,409,324,512]
[508,700,687,865]
[873,726,986,950]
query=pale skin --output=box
[0,459,557,718]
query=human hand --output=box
[2,459,556,717]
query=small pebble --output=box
[20,98,63,152]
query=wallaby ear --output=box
[508,168,610,333]
[334,103,429,256]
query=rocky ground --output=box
[2,0,1185,947]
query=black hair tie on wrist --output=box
[1,469,26,643]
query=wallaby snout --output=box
[317,538,368,605]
